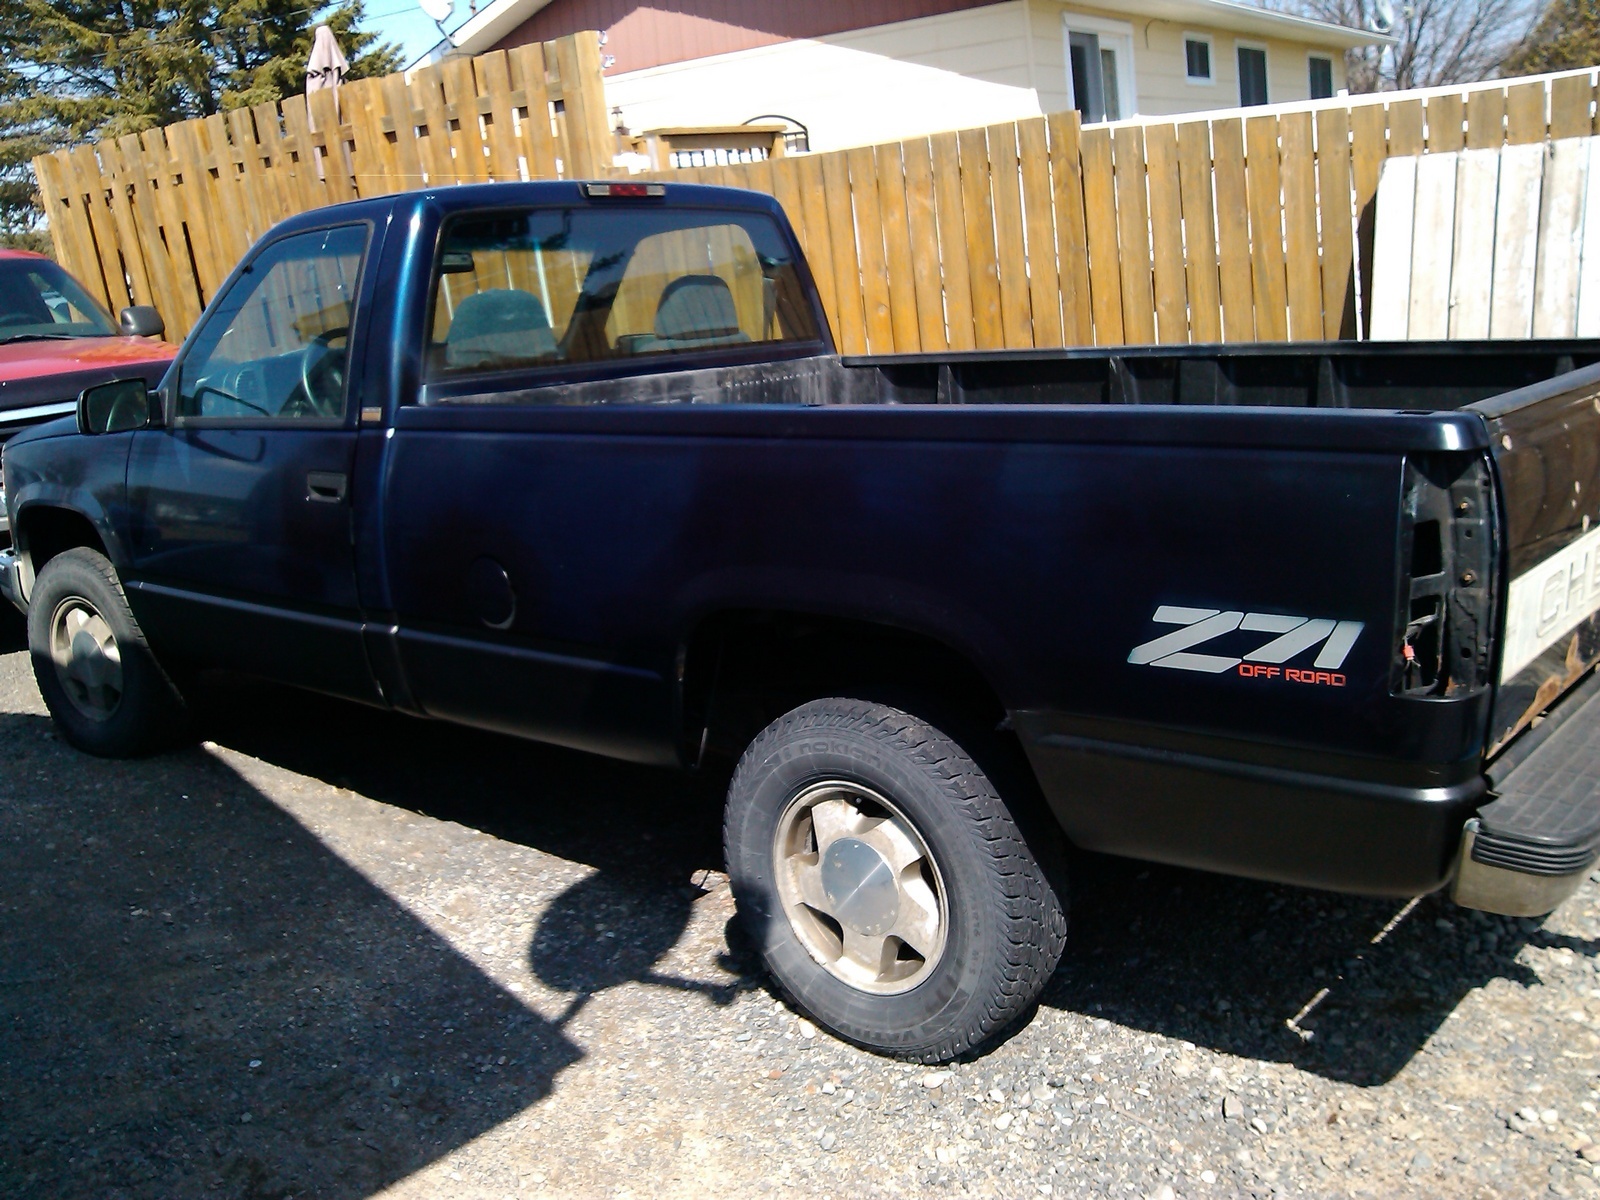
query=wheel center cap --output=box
[70,629,111,684]
[820,837,899,937]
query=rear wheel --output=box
[724,698,1067,1062]
[28,547,188,756]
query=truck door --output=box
[123,222,378,703]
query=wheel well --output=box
[18,506,106,586]
[684,610,1010,765]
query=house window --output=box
[1237,45,1269,106]
[1184,36,1213,84]
[1064,17,1135,123]
[1308,54,1335,99]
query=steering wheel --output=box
[297,327,349,418]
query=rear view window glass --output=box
[425,206,820,380]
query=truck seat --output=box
[445,289,556,368]
[648,275,750,351]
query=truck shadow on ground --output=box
[197,679,1591,1091]
[198,680,753,1025]
[1044,847,1598,1087]
[0,706,580,1200]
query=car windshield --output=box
[0,258,117,341]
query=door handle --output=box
[306,470,348,504]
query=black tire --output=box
[28,547,189,757]
[724,698,1068,1062]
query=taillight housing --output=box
[1393,453,1496,697]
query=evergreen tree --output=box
[0,0,400,243]
[1502,0,1600,75]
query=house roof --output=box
[433,0,1390,66]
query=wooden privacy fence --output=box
[651,67,1600,356]
[33,58,1600,351]
[31,32,611,340]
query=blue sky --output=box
[361,0,459,68]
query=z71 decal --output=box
[1128,606,1364,685]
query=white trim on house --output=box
[435,0,1390,63]
[1062,12,1138,120]
[1182,31,1216,85]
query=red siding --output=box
[490,0,1006,74]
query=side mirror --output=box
[77,379,152,436]
[118,305,164,339]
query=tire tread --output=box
[725,697,1067,1062]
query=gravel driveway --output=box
[4,616,1600,1200]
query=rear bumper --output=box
[1016,714,1485,896]
[1451,676,1600,916]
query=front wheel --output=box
[724,698,1067,1062]
[28,547,188,757]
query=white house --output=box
[428,0,1390,154]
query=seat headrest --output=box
[653,274,741,342]
[445,289,552,366]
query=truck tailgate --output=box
[1471,361,1600,754]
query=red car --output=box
[0,249,175,535]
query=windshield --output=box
[0,258,117,341]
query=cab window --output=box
[425,206,820,381]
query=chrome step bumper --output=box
[1452,678,1600,916]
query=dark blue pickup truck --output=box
[6,181,1600,1062]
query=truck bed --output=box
[424,338,1600,416]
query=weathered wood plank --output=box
[1577,137,1600,336]
[874,141,923,352]
[515,43,560,178]
[1017,117,1062,348]
[1279,111,1322,341]
[1046,111,1092,346]
[1244,115,1288,342]
[1211,118,1254,341]
[1533,137,1588,337]
[1315,107,1356,339]
[1426,92,1465,152]
[958,127,1004,348]
[1491,141,1546,338]
[1549,72,1594,139]
[1143,123,1188,344]
[117,133,183,333]
[1466,87,1506,149]
[1081,125,1123,343]
[1407,151,1457,339]
[1112,125,1155,345]
[94,139,155,309]
[821,151,867,355]
[988,121,1034,349]
[1388,98,1425,156]
[66,145,130,311]
[932,132,976,350]
[1448,148,1500,339]
[1368,156,1417,339]
[1349,103,1388,338]
[848,145,895,354]
[796,152,838,331]
[902,137,949,352]
[1505,80,1548,144]
[475,51,524,183]
[1177,120,1221,344]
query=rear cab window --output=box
[422,205,822,396]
